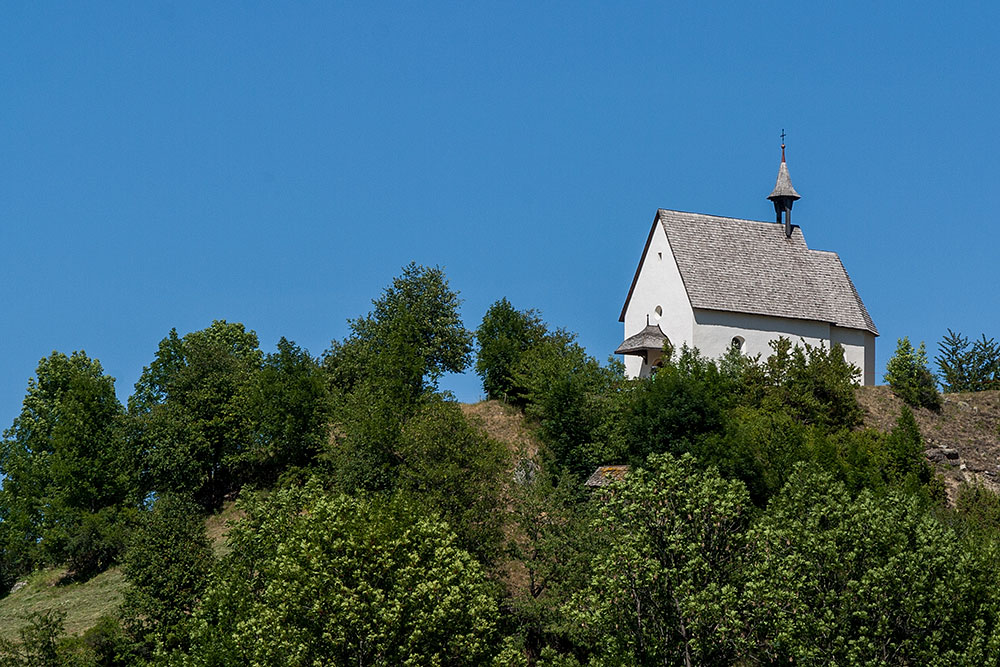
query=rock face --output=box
[924,447,960,465]
[856,386,1000,501]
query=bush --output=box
[758,338,863,429]
[615,346,727,465]
[511,332,622,477]
[120,494,213,657]
[746,465,1000,664]
[396,397,510,565]
[885,337,941,410]
[61,507,133,581]
[567,453,752,665]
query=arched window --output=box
[731,336,745,353]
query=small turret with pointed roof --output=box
[767,133,800,238]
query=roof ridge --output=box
[657,208,786,227]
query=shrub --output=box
[120,494,213,657]
[567,453,752,665]
[512,332,622,477]
[885,337,941,410]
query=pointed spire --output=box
[768,141,800,202]
[767,132,800,238]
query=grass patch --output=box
[0,502,240,641]
[0,566,125,641]
[205,499,245,557]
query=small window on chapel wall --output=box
[654,305,662,319]
[731,336,745,352]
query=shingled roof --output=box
[614,319,668,356]
[619,209,878,335]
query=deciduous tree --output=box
[182,483,501,666]
[0,351,130,581]
[128,321,263,508]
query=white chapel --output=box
[616,144,878,385]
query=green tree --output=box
[0,610,89,667]
[0,351,130,581]
[475,298,548,403]
[885,337,940,410]
[507,468,596,663]
[324,262,473,402]
[567,453,751,666]
[182,482,501,666]
[240,338,329,487]
[745,464,1000,665]
[120,494,213,660]
[396,397,510,565]
[936,329,1000,393]
[758,337,863,429]
[511,332,622,477]
[884,405,935,491]
[128,321,263,508]
[322,265,474,492]
[615,345,728,466]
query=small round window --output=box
[654,305,663,319]
[731,336,745,352]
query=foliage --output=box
[475,298,548,403]
[567,453,751,666]
[128,321,263,508]
[324,262,473,402]
[954,482,1000,536]
[756,337,863,429]
[506,468,596,663]
[56,507,135,581]
[511,332,622,477]
[884,406,939,500]
[182,482,501,666]
[936,329,1000,393]
[745,464,1000,665]
[0,610,70,666]
[885,337,941,410]
[0,351,129,582]
[120,494,213,658]
[240,338,329,487]
[614,345,727,465]
[396,398,510,565]
[322,264,474,493]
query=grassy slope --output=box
[0,567,125,641]
[0,500,243,640]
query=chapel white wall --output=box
[623,223,693,378]
[830,326,876,386]
[691,309,831,362]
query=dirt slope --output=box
[460,400,540,461]
[856,386,1000,497]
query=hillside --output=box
[3,391,999,645]
[0,501,243,641]
[461,400,539,461]
[857,386,1000,498]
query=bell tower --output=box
[767,131,801,238]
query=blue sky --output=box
[1,3,997,426]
